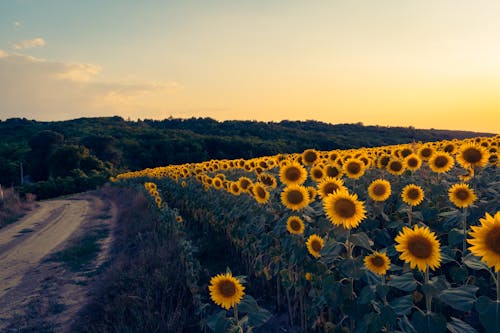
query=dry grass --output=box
[0,187,36,228]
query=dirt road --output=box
[0,194,115,332]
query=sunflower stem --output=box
[425,266,432,314]
[462,207,468,255]
[346,229,352,259]
[408,205,413,225]
[234,304,239,323]
[497,271,500,302]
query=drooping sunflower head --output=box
[279,162,308,186]
[253,182,270,204]
[306,234,324,258]
[386,159,405,176]
[286,216,305,235]
[457,143,489,169]
[468,212,500,271]
[323,189,367,229]
[368,179,392,202]
[448,183,477,208]
[281,185,310,211]
[310,166,325,182]
[364,251,391,275]
[343,158,366,179]
[208,272,245,310]
[404,153,422,171]
[395,224,441,271]
[401,184,425,206]
[317,177,346,199]
[428,152,455,173]
[302,149,319,166]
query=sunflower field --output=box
[113,135,500,333]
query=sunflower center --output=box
[313,169,323,179]
[434,156,448,168]
[407,158,419,168]
[285,167,301,181]
[455,189,470,201]
[323,182,340,196]
[485,226,500,254]
[219,280,237,297]
[463,148,482,163]
[326,166,339,177]
[390,161,403,171]
[311,240,322,252]
[304,151,317,163]
[287,190,304,204]
[444,144,454,153]
[290,219,301,231]
[371,256,385,267]
[372,184,387,196]
[401,149,413,158]
[407,235,432,259]
[256,187,266,199]
[420,148,432,158]
[334,198,356,218]
[240,179,251,189]
[380,156,390,167]
[261,177,274,186]
[407,188,420,200]
[347,162,361,174]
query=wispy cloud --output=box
[14,21,22,28]
[0,52,182,120]
[13,38,46,50]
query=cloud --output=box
[13,38,46,50]
[0,52,182,121]
[14,21,22,27]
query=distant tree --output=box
[27,130,64,181]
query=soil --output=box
[0,192,116,332]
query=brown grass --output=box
[0,187,36,228]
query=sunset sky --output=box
[1,0,499,133]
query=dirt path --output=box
[0,193,116,332]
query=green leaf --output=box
[339,258,363,279]
[446,317,479,333]
[439,285,478,312]
[448,228,464,248]
[410,311,447,333]
[387,272,417,292]
[359,285,375,304]
[389,295,413,315]
[475,296,500,333]
[398,315,418,333]
[463,254,490,271]
[351,232,373,250]
[206,310,230,332]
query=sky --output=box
[0,0,499,133]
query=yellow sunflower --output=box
[323,163,342,178]
[386,159,405,176]
[208,272,245,310]
[377,154,392,169]
[323,189,367,229]
[229,182,241,196]
[364,252,391,275]
[253,183,270,204]
[417,145,435,161]
[456,143,489,169]
[286,216,305,235]
[404,153,422,171]
[302,149,319,166]
[281,185,310,211]
[343,158,366,179]
[279,162,308,186]
[258,173,278,189]
[367,179,392,202]
[401,184,425,206]
[306,234,324,258]
[238,177,253,192]
[175,216,183,223]
[317,177,346,199]
[310,166,325,182]
[306,186,318,203]
[448,183,477,208]
[395,225,441,271]
[428,152,455,173]
[468,212,500,271]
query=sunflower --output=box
[468,212,500,271]
[238,177,253,192]
[401,184,425,206]
[428,152,455,173]
[416,145,433,161]
[343,158,366,179]
[281,185,310,211]
[395,225,441,271]
[364,252,391,275]
[286,216,305,235]
[279,162,308,186]
[213,178,224,189]
[253,183,270,204]
[229,182,241,196]
[176,216,183,223]
[404,153,422,171]
[323,189,367,229]
[324,164,342,178]
[386,159,405,175]
[448,183,477,208]
[258,173,277,189]
[209,272,245,310]
[306,186,317,203]
[456,143,489,169]
[302,149,319,166]
[377,154,392,169]
[443,141,457,154]
[310,166,325,182]
[306,234,324,258]
[317,177,346,199]
[367,179,392,202]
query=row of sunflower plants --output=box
[114,135,500,332]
